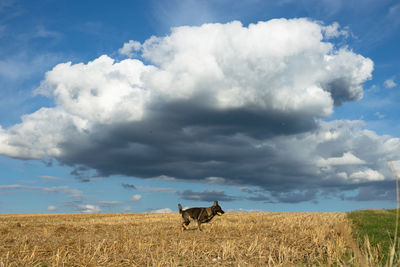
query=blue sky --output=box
[0,0,400,214]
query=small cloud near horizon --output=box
[47,205,57,211]
[151,208,173,213]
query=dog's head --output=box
[211,201,225,216]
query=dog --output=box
[178,201,224,231]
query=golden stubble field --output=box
[0,212,361,266]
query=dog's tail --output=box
[178,203,183,214]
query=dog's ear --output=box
[213,201,218,206]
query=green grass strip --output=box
[348,209,400,264]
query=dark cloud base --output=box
[59,102,321,194]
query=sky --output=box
[0,0,400,214]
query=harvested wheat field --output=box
[0,212,363,266]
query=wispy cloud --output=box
[205,177,226,184]
[98,201,122,207]
[39,175,71,182]
[150,208,173,213]
[178,189,238,202]
[44,186,84,200]
[226,208,261,213]
[0,184,84,200]
[387,3,400,26]
[148,175,178,182]
[0,52,62,81]
[47,205,57,211]
[136,186,178,194]
[123,206,133,212]
[375,112,385,119]
[0,0,15,13]
[79,177,105,182]
[16,25,63,44]
[151,0,216,31]
[355,1,400,50]
[121,183,137,190]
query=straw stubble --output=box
[0,212,358,266]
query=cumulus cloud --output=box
[118,40,142,58]
[322,22,349,39]
[0,18,395,203]
[316,152,366,167]
[349,169,385,182]
[384,78,397,88]
[130,194,142,202]
[78,204,101,213]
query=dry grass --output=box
[0,212,360,266]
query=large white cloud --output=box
[0,18,393,202]
[141,19,372,110]
[1,18,373,159]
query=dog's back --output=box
[181,207,208,221]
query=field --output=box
[0,211,367,266]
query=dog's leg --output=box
[197,221,202,231]
[182,221,190,231]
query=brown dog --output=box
[178,201,224,231]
